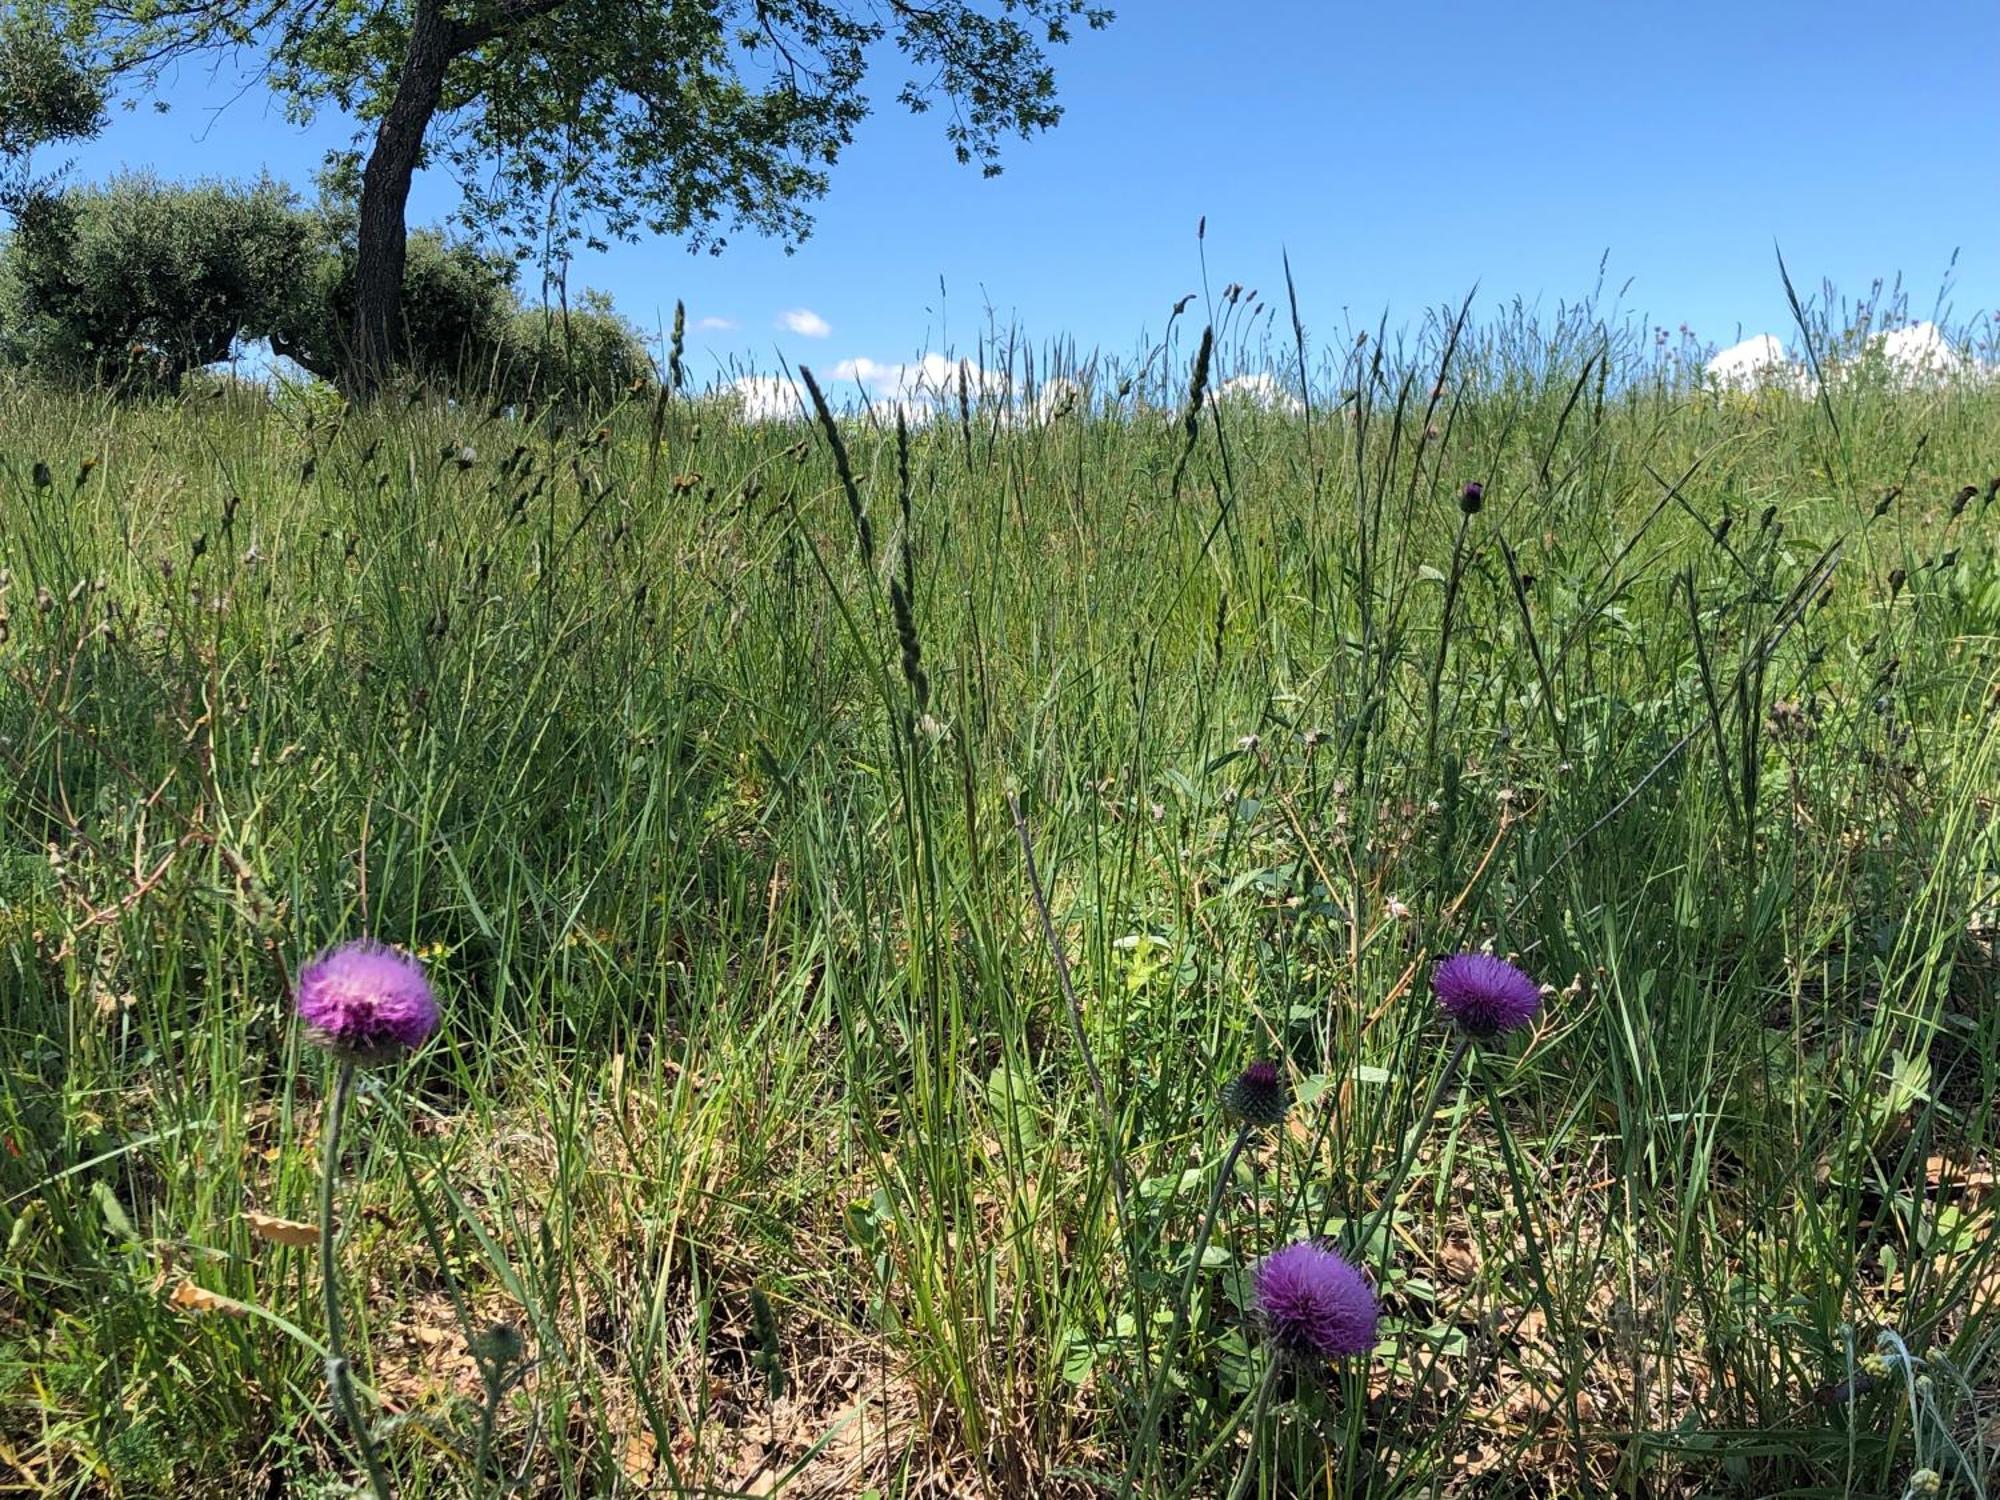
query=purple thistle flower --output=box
[296,940,440,1065]
[1459,480,1484,514]
[1433,951,1543,1038]
[1252,1240,1379,1361]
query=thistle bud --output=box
[1222,1060,1290,1128]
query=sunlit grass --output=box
[3,294,1999,1497]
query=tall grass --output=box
[3,287,1999,1498]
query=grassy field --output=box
[3,298,1999,1499]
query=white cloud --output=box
[1869,320,1970,382]
[695,315,737,332]
[827,355,891,385]
[1208,372,1304,415]
[1706,322,1994,394]
[780,308,832,338]
[1706,333,1799,391]
[1031,377,1087,425]
[722,374,802,423]
[823,353,1007,422]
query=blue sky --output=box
[58,0,2000,390]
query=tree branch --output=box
[449,0,570,55]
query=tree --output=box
[1,167,653,404]
[0,6,104,215]
[0,173,307,387]
[266,172,520,386]
[77,0,1111,392]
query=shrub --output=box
[0,172,307,389]
[1,167,653,407]
[497,291,655,409]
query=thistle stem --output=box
[1124,1121,1254,1496]
[1223,1355,1282,1500]
[319,1060,394,1500]
[1423,509,1475,778]
[1358,1031,1473,1258]
[1477,1051,1601,1498]
[471,1366,502,1496]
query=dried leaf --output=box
[245,1211,318,1248]
[170,1280,247,1317]
[1438,1241,1480,1283]
[620,1429,657,1484]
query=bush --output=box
[0,168,654,407]
[0,172,307,389]
[268,220,519,389]
[497,291,655,408]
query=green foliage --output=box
[0,169,652,403]
[269,212,517,388]
[0,172,307,388]
[0,5,104,193]
[497,290,653,407]
[85,0,1112,256]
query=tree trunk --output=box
[349,0,458,393]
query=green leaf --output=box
[984,1063,1044,1150]
[93,1180,138,1245]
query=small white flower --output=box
[1385,897,1411,921]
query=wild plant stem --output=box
[1164,1377,1268,1500]
[1223,1355,1282,1500]
[1476,1052,1599,1498]
[1423,510,1475,778]
[1123,1121,1254,1497]
[319,1060,394,1500]
[471,1367,502,1496]
[1359,1032,1473,1258]
[1008,789,1128,1212]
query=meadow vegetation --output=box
[2,290,1999,1497]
